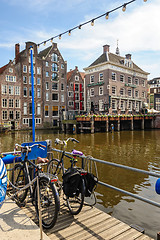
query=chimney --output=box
[15,43,20,63]
[103,44,110,53]
[125,54,131,60]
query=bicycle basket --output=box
[62,168,81,197]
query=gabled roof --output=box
[38,46,52,59]
[89,52,148,74]
[67,68,85,83]
[0,63,9,74]
[67,70,74,82]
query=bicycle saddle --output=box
[37,157,49,164]
[72,149,83,156]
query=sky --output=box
[0,0,159,79]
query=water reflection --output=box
[1,129,160,238]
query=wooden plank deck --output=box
[21,193,154,240]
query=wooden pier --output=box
[22,193,154,240]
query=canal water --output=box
[1,129,160,239]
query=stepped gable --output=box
[38,45,52,58]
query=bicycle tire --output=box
[34,176,60,229]
[66,177,85,215]
[47,158,62,192]
[11,163,28,202]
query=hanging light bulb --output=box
[122,4,126,12]
[143,0,147,2]
[59,34,61,40]
[91,19,94,26]
[68,30,71,36]
[78,25,82,29]
[37,44,40,48]
[50,38,53,43]
[43,41,46,46]
[105,12,109,20]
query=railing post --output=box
[91,116,94,134]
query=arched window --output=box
[51,53,58,62]
[52,63,58,72]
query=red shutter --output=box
[80,102,82,110]
[80,83,82,92]
[80,92,82,101]
[73,83,75,91]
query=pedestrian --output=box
[0,158,7,208]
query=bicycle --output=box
[47,137,86,215]
[10,142,60,229]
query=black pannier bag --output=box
[79,169,98,197]
[62,168,81,197]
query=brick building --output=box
[148,77,160,110]
[67,66,85,116]
[0,60,21,129]
[38,43,67,127]
[84,44,149,114]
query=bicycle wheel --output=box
[66,177,85,215]
[34,176,60,229]
[47,158,62,192]
[11,163,28,202]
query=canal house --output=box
[84,44,149,114]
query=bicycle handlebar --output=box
[15,143,46,153]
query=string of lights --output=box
[38,0,147,47]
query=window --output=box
[29,88,32,97]
[90,75,94,83]
[46,92,49,101]
[15,99,20,108]
[75,75,79,81]
[52,82,58,90]
[51,53,58,62]
[29,66,35,74]
[9,86,14,95]
[2,99,7,108]
[61,83,64,91]
[120,75,124,82]
[128,89,132,97]
[135,90,139,98]
[61,94,64,102]
[120,88,124,96]
[29,76,35,84]
[36,118,41,124]
[23,65,27,73]
[23,118,29,125]
[15,86,20,95]
[90,88,94,97]
[68,91,73,97]
[16,111,20,119]
[112,86,116,95]
[75,93,79,100]
[120,100,125,110]
[6,75,16,82]
[9,68,13,73]
[142,80,145,87]
[52,106,58,116]
[37,67,41,75]
[37,78,41,85]
[112,99,116,110]
[9,110,14,119]
[99,100,103,111]
[129,101,132,111]
[136,102,139,111]
[9,99,14,108]
[46,71,49,77]
[2,85,7,94]
[128,77,132,84]
[24,87,27,97]
[45,105,49,117]
[23,76,27,84]
[112,72,116,81]
[46,61,49,67]
[99,86,103,95]
[70,83,73,88]
[75,84,79,91]
[37,88,41,98]
[46,82,49,90]
[135,78,139,85]
[61,64,64,69]
[52,63,58,72]
[52,93,58,101]
[37,103,41,115]
[69,101,73,106]
[75,102,79,110]
[99,73,103,81]
[52,73,58,81]
[24,102,27,115]
[142,91,146,98]
[29,103,32,114]
[2,111,7,120]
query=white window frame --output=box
[90,88,94,97]
[99,86,103,95]
[112,72,116,81]
[90,75,94,84]
[99,73,103,82]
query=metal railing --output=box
[52,147,160,208]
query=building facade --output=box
[67,66,85,117]
[84,44,149,115]
[0,60,21,129]
[38,43,67,127]
[148,77,160,111]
